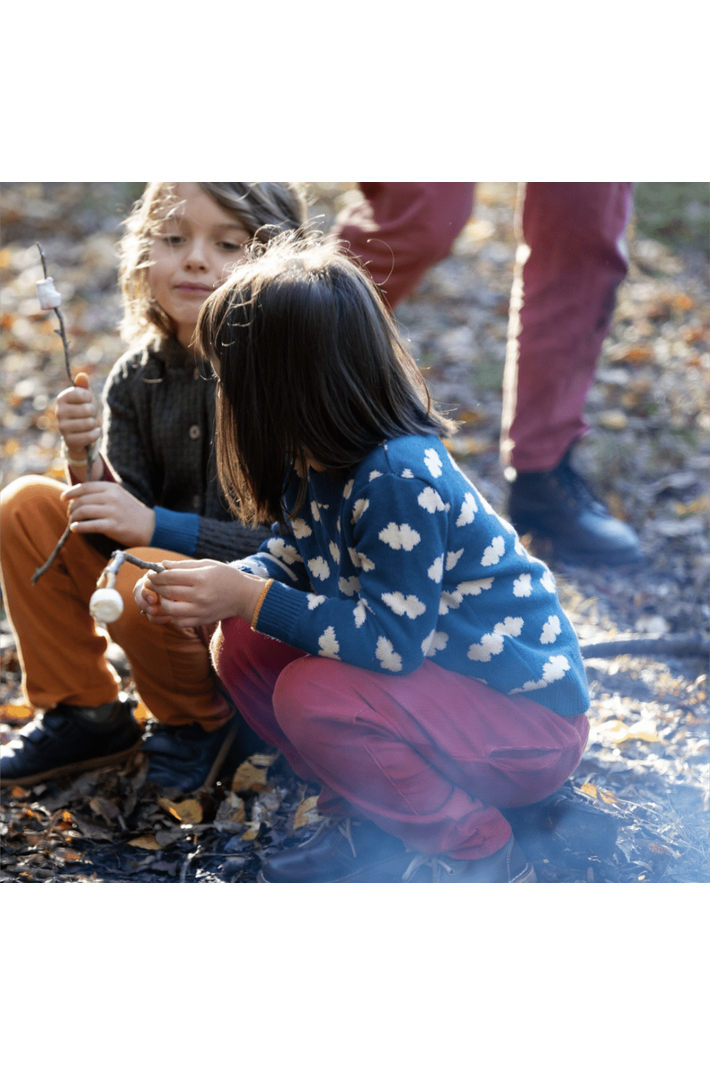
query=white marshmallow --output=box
[89,587,124,624]
[36,277,62,309]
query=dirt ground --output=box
[1,182,708,883]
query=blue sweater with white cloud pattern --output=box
[235,435,589,718]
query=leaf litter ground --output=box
[1,183,708,883]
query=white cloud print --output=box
[481,536,505,567]
[266,538,302,565]
[291,518,312,539]
[456,493,478,527]
[417,487,446,514]
[511,654,571,693]
[468,616,524,662]
[379,523,421,551]
[382,591,427,619]
[376,636,402,672]
[540,615,562,644]
[318,626,340,659]
[424,448,443,478]
[513,574,532,598]
[308,556,330,581]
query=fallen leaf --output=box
[128,835,161,850]
[596,410,629,430]
[157,797,203,824]
[0,702,34,725]
[231,758,269,794]
[214,791,246,831]
[242,821,260,841]
[293,795,324,829]
[595,718,662,744]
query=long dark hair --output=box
[197,234,458,525]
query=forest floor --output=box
[1,182,708,883]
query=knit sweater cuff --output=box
[251,579,304,644]
[150,507,200,556]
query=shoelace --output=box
[554,456,604,511]
[401,854,456,882]
[299,816,358,858]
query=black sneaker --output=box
[257,817,408,883]
[0,694,142,788]
[142,718,243,794]
[507,449,643,566]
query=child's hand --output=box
[137,559,266,629]
[134,577,172,624]
[62,481,156,545]
[56,372,101,462]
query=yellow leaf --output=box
[231,758,269,793]
[3,439,21,457]
[157,797,203,824]
[579,782,598,799]
[597,410,628,430]
[0,703,34,726]
[128,835,161,850]
[293,795,324,830]
[596,718,661,744]
[132,701,150,724]
[242,821,260,841]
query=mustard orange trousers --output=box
[0,476,229,730]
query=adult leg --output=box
[501,182,633,472]
[502,183,641,564]
[333,183,475,308]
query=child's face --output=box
[148,183,250,348]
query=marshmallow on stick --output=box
[36,276,62,309]
[90,551,167,625]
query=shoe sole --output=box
[257,855,539,883]
[511,523,643,567]
[0,738,143,789]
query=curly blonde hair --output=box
[118,182,308,345]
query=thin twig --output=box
[36,242,72,382]
[581,635,710,659]
[32,244,99,584]
[31,525,74,584]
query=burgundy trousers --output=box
[334,182,634,472]
[212,617,589,860]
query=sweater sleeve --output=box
[252,472,448,674]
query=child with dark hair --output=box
[0,183,307,793]
[135,234,590,882]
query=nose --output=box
[183,237,209,271]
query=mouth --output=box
[174,282,214,293]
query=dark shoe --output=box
[142,717,242,793]
[0,694,142,788]
[257,817,408,883]
[399,835,536,883]
[507,449,643,566]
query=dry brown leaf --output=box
[242,821,260,841]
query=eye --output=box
[161,234,184,246]
[218,241,244,251]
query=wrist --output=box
[250,578,274,629]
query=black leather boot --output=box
[507,450,643,566]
